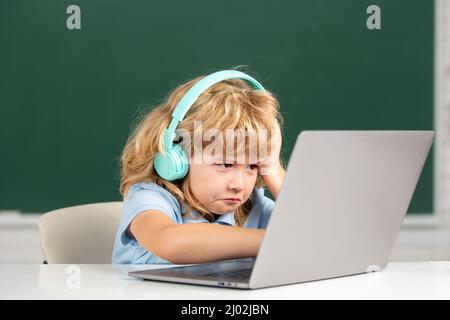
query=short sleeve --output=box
[119,187,180,246]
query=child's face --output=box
[188,154,258,215]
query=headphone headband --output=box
[163,70,266,150]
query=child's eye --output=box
[248,164,259,171]
[216,163,233,169]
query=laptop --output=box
[129,130,434,289]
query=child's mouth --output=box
[222,198,241,203]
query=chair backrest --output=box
[38,202,123,264]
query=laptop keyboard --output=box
[201,268,252,281]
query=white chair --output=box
[38,202,123,264]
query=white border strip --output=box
[404,0,450,228]
[434,0,450,227]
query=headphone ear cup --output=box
[154,150,177,181]
[173,144,189,179]
[154,145,189,181]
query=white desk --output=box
[1,262,449,299]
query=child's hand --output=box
[258,121,283,176]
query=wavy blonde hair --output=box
[119,70,283,226]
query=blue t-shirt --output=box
[112,182,275,264]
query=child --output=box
[112,69,285,264]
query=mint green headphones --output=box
[153,70,266,181]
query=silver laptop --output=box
[129,131,434,289]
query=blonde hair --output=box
[119,70,284,226]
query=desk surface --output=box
[1,262,449,299]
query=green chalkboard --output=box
[0,0,434,213]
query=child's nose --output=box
[227,169,245,192]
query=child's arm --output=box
[259,121,285,199]
[261,163,285,199]
[130,210,265,264]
